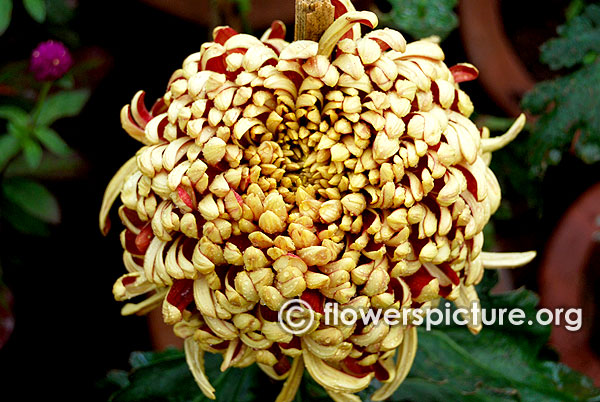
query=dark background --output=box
[0,2,206,399]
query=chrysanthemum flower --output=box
[29,40,73,82]
[100,1,535,400]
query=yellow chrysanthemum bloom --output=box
[100,1,535,401]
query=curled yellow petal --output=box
[184,338,216,400]
[302,340,374,393]
[335,0,357,12]
[275,357,304,402]
[113,272,155,301]
[453,285,482,335]
[371,326,418,401]
[318,11,378,57]
[121,102,153,146]
[99,156,138,235]
[120,288,167,316]
[482,250,536,269]
[193,276,218,318]
[258,363,290,381]
[279,40,318,60]
[481,114,526,153]
[330,0,362,43]
[220,338,239,371]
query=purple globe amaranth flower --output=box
[30,40,73,81]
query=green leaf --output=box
[0,134,21,170]
[522,60,600,171]
[22,137,43,169]
[129,349,185,369]
[22,0,46,23]
[540,4,600,70]
[3,151,86,179]
[33,126,72,155]
[108,350,263,402]
[105,370,131,389]
[518,3,600,175]
[0,105,29,127]
[1,177,60,224]
[37,89,90,126]
[55,73,74,89]
[0,195,50,236]
[383,0,458,40]
[565,0,586,22]
[0,0,12,35]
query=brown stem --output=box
[294,0,335,41]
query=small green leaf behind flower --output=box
[0,0,12,36]
[1,177,60,225]
[34,126,73,156]
[36,89,90,126]
[382,0,458,41]
[0,105,29,127]
[22,137,43,169]
[105,350,264,402]
[0,134,21,171]
[22,0,46,23]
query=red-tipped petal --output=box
[166,279,195,312]
[403,267,436,297]
[135,223,154,254]
[300,290,325,315]
[450,63,479,83]
[131,91,153,128]
[331,0,350,18]
[177,186,194,209]
[268,20,286,40]
[214,26,238,45]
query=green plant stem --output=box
[30,81,52,127]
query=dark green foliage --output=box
[107,350,263,402]
[383,0,458,40]
[522,4,600,173]
[540,4,600,70]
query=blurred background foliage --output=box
[0,0,94,351]
[0,0,599,400]
[382,0,458,41]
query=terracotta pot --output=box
[458,0,535,116]
[148,308,183,350]
[539,183,600,385]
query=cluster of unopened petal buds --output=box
[100,1,535,400]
